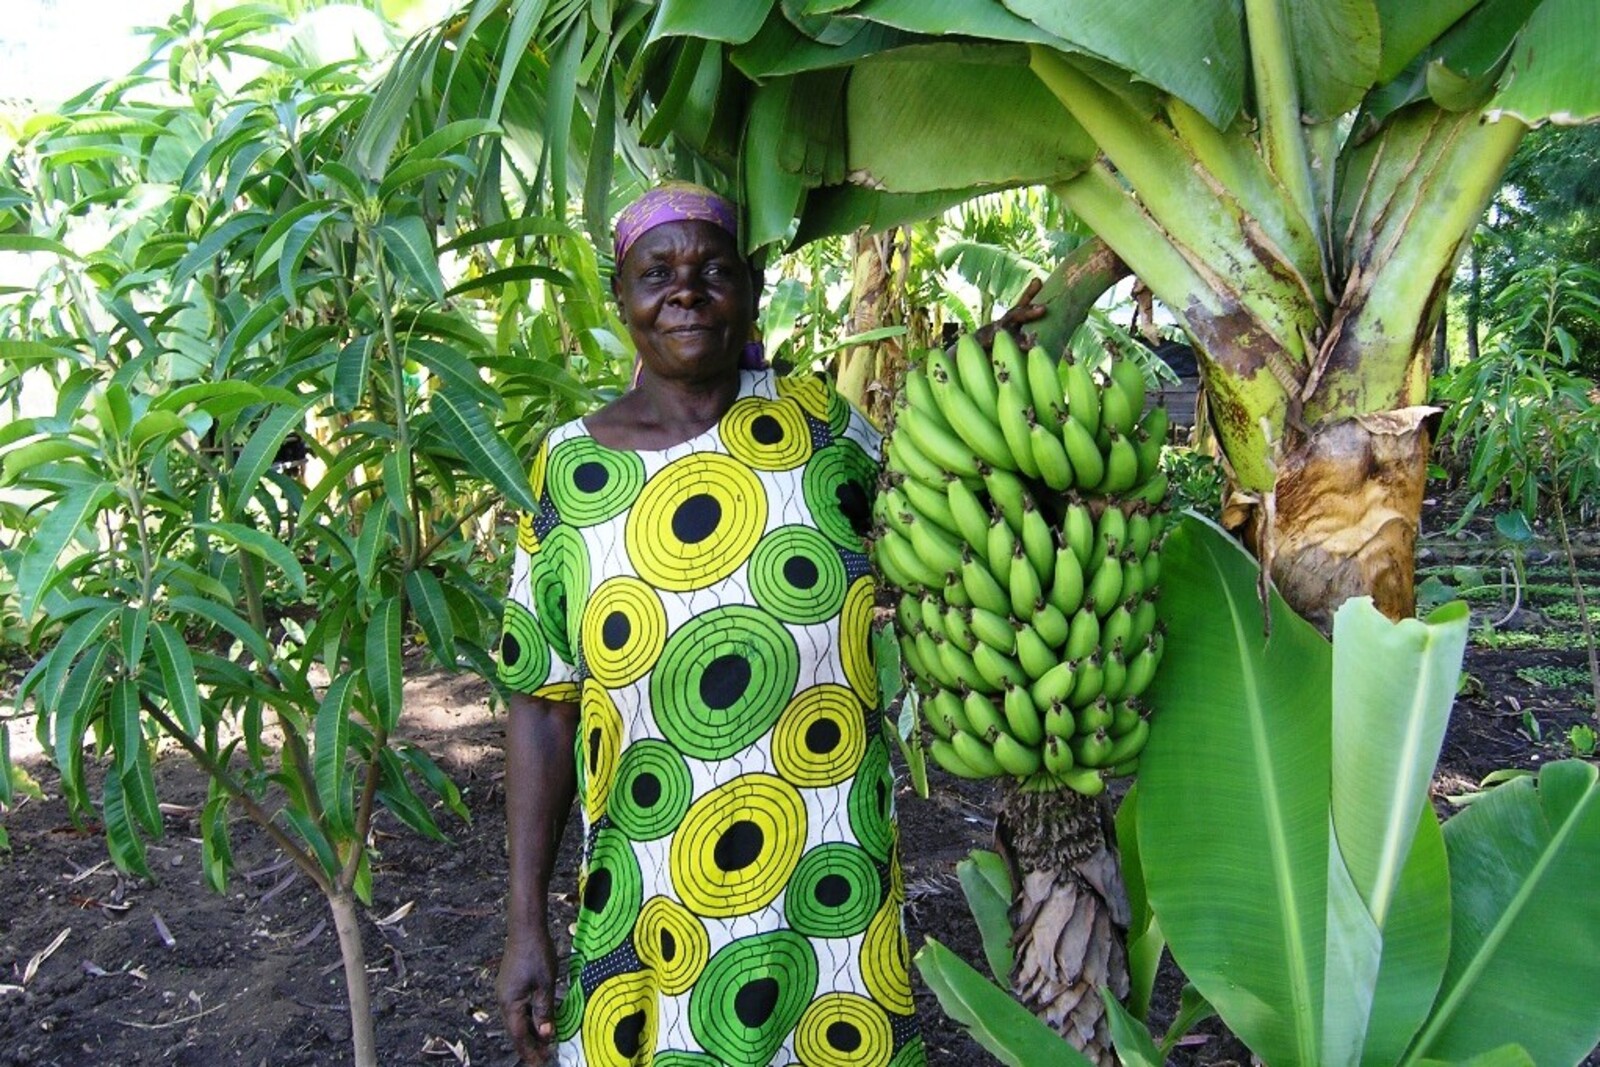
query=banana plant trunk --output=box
[835,225,907,426]
[996,787,1129,1066]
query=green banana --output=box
[898,404,981,479]
[1133,427,1163,488]
[991,730,1043,778]
[1128,596,1158,650]
[1086,554,1124,618]
[1028,414,1075,492]
[1063,503,1095,571]
[1119,550,1146,603]
[1110,700,1142,737]
[916,631,958,689]
[1141,548,1162,592]
[1014,623,1056,681]
[1064,605,1100,662]
[1076,696,1114,734]
[937,635,991,694]
[1125,510,1153,560]
[1043,734,1076,776]
[1107,356,1147,422]
[1002,683,1045,746]
[1056,764,1106,797]
[899,632,933,688]
[874,528,939,591]
[1071,728,1115,768]
[1069,654,1104,709]
[1097,430,1140,494]
[1019,500,1054,587]
[986,516,1018,583]
[967,607,1017,656]
[929,687,976,736]
[982,465,1030,534]
[1025,343,1066,423]
[1101,717,1150,766]
[973,640,1029,692]
[942,570,972,609]
[879,486,914,539]
[929,737,984,779]
[950,729,1005,777]
[941,602,977,652]
[995,369,1041,479]
[885,429,947,491]
[1099,369,1138,437]
[1031,599,1069,648]
[1007,542,1042,619]
[929,359,1015,470]
[961,687,1011,740]
[993,328,1031,388]
[1121,634,1161,699]
[895,592,923,635]
[1047,541,1085,616]
[1043,701,1077,740]
[922,690,955,740]
[954,334,1001,423]
[946,475,993,549]
[1059,356,1101,439]
[904,512,964,582]
[1030,660,1078,709]
[1090,507,1126,572]
[1126,470,1170,507]
[1108,758,1140,778]
[1100,645,1127,702]
[960,547,1012,617]
[900,473,962,537]
[902,367,951,429]
[1059,414,1105,489]
[1101,601,1134,653]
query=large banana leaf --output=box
[1484,0,1600,124]
[1139,517,1466,1067]
[1405,760,1600,1066]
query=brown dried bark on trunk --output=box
[1226,406,1437,632]
[996,786,1129,1066]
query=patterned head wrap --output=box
[612,181,740,268]
[613,181,766,377]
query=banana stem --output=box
[1242,0,1319,245]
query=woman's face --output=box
[613,219,755,384]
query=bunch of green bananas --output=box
[872,331,1170,798]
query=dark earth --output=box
[2,492,1598,1066]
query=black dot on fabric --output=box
[699,655,751,711]
[660,929,677,963]
[734,977,780,1029]
[836,481,870,534]
[589,728,603,773]
[815,874,851,908]
[613,1010,647,1058]
[805,717,842,755]
[672,493,722,544]
[828,1021,863,1052]
[573,461,610,494]
[783,555,819,590]
[631,772,661,808]
[583,868,612,913]
[500,633,522,665]
[714,820,764,873]
[751,414,784,445]
[602,610,631,651]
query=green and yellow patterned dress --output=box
[499,368,925,1067]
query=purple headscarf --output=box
[613,182,766,376]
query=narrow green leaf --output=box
[110,678,142,776]
[101,767,152,879]
[355,497,391,592]
[123,742,163,838]
[376,747,445,841]
[914,939,1094,1066]
[166,594,273,664]
[1,438,97,485]
[366,597,404,732]
[173,211,270,286]
[216,293,290,373]
[314,672,361,838]
[200,788,233,894]
[405,569,456,669]
[490,0,553,124]
[1101,990,1163,1067]
[0,234,80,259]
[404,338,500,409]
[333,334,375,413]
[429,389,540,512]
[225,394,315,517]
[41,605,118,713]
[128,410,189,456]
[280,803,341,879]
[150,622,202,737]
[398,118,501,168]
[17,482,112,619]
[443,264,575,297]
[956,849,1015,988]
[1485,0,1600,124]
[437,216,574,252]
[277,209,336,308]
[396,743,469,823]
[196,522,307,598]
[378,216,445,302]
[648,0,777,45]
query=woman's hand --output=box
[972,277,1047,352]
[498,927,560,1065]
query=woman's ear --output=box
[610,273,625,322]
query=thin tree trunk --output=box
[1553,498,1600,721]
[328,890,378,1067]
[835,226,901,425]
[1467,240,1482,363]
[996,786,1129,1066]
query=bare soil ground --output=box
[2,499,1597,1066]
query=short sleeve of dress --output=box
[497,437,582,703]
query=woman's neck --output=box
[587,369,745,451]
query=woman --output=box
[495,182,924,1067]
